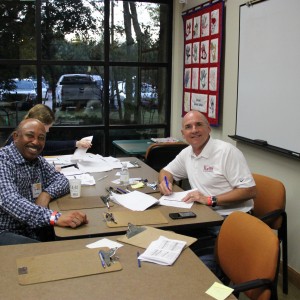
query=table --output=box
[112,139,154,156]
[49,157,223,240]
[0,237,236,300]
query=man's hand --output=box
[182,190,208,204]
[158,180,173,195]
[158,171,174,195]
[56,211,88,228]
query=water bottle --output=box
[120,162,129,186]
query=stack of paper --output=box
[151,137,179,143]
[138,236,186,266]
[110,191,159,211]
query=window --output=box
[0,0,172,155]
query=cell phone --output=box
[169,212,197,219]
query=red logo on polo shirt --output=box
[203,165,213,172]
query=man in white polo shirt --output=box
[158,110,256,277]
[159,110,256,215]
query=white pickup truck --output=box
[55,74,102,108]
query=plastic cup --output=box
[69,178,81,198]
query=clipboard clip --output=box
[126,223,146,238]
[105,212,117,224]
[101,248,119,266]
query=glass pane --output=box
[41,0,104,61]
[42,65,104,125]
[110,1,169,62]
[0,1,36,59]
[49,127,105,155]
[109,66,166,125]
[0,65,37,127]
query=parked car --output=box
[0,79,37,109]
[55,74,102,108]
[110,81,158,109]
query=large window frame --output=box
[0,0,173,156]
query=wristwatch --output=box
[211,196,218,207]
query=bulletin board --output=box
[182,0,224,126]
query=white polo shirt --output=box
[164,137,255,215]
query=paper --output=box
[138,236,186,266]
[71,136,93,160]
[65,173,96,186]
[158,189,197,209]
[72,155,135,173]
[205,282,234,300]
[131,182,144,189]
[117,226,197,249]
[45,155,73,166]
[112,177,142,185]
[60,166,85,176]
[110,191,159,211]
[86,238,123,249]
[151,137,179,143]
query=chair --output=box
[144,142,188,172]
[216,211,280,300]
[252,173,288,294]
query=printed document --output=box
[138,236,186,266]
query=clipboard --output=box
[57,196,113,210]
[117,226,197,249]
[104,210,168,228]
[127,185,159,194]
[16,248,122,285]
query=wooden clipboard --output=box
[104,210,168,228]
[117,226,197,249]
[16,248,122,285]
[57,196,111,210]
[127,185,159,194]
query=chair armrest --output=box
[260,209,285,223]
[230,278,272,293]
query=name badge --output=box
[32,183,42,198]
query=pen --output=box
[98,250,106,269]
[137,251,141,268]
[164,176,171,191]
[61,163,78,169]
[116,187,128,194]
[97,175,108,181]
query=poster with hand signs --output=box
[182,0,224,126]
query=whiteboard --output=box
[236,0,300,154]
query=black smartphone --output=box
[169,212,197,219]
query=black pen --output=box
[61,164,78,169]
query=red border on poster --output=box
[182,0,224,126]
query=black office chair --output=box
[144,142,188,172]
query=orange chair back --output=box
[217,211,279,300]
[252,173,286,229]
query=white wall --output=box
[172,0,300,273]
